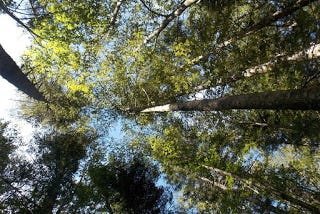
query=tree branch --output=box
[104,0,123,39]
[182,43,320,96]
[187,0,317,68]
[0,1,41,38]
[139,0,168,17]
[142,0,199,45]
[243,43,320,77]
[198,176,228,191]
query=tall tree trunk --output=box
[142,86,320,112]
[0,44,46,101]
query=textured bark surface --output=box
[0,44,46,101]
[142,86,320,112]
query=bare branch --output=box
[0,1,41,38]
[104,0,123,39]
[139,0,168,17]
[142,0,199,45]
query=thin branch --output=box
[0,1,41,38]
[104,0,123,39]
[28,0,38,16]
[139,0,168,17]
[142,0,199,45]
[12,0,24,11]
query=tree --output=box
[0,121,16,211]
[0,128,95,213]
[2,0,319,213]
[86,152,172,214]
[0,44,45,101]
[141,85,320,112]
[145,118,320,213]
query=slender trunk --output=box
[183,42,320,96]
[0,44,46,102]
[142,86,320,112]
[236,0,316,42]
[243,43,320,77]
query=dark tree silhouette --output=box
[0,44,46,101]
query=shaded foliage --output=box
[1,0,319,213]
[88,153,172,214]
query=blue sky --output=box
[0,14,30,120]
[0,14,35,141]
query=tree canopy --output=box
[0,0,319,213]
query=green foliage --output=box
[86,153,172,214]
[144,113,320,212]
[2,0,320,213]
[0,123,97,213]
[0,121,14,171]
[0,121,16,200]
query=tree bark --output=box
[243,43,320,77]
[0,44,46,102]
[141,86,320,112]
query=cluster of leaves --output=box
[1,0,320,213]
[0,123,94,213]
[83,152,172,213]
[145,111,320,212]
